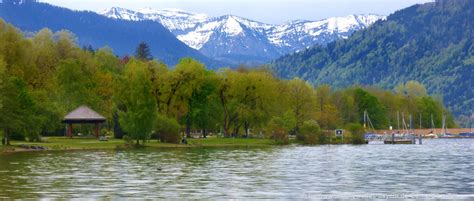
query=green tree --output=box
[135,42,153,61]
[346,123,365,145]
[266,116,289,144]
[54,30,78,59]
[116,59,157,145]
[56,59,99,111]
[285,78,315,134]
[417,96,444,128]
[155,114,181,144]
[187,71,221,138]
[354,88,388,129]
[0,76,40,144]
[395,80,427,98]
[299,120,323,145]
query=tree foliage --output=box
[299,120,323,145]
[0,20,456,145]
[115,59,156,145]
[135,42,153,61]
[271,0,474,116]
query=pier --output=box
[365,133,420,144]
[374,128,473,136]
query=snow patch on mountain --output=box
[99,7,385,64]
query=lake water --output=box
[1,139,473,199]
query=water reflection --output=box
[0,139,473,199]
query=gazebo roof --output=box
[62,106,106,124]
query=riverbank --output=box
[1,137,276,154]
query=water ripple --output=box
[0,139,473,199]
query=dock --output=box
[365,133,420,144]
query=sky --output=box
[39,0,434,24]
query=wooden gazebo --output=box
[62,106,106,138]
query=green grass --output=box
[3,136,275,153]
[186,136,275,147]
[9,137,125,151]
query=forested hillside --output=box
[271,0,474,116]
[0,0,224,68]
[0,19,454,144]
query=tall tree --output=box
[135,42,153,61]
[0,76,38,144]
[285,78,315,134]
[354,88,388,129]
[115,59,156,145]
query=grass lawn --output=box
[186,136,275,147]
[2,136,275,153]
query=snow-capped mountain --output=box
[100,7,384,65]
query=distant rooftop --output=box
[63,106,106,123]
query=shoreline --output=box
[3,137,471,155]
[0,137,277,154]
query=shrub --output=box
[102,129,114,137]
[267,116,289,144]
[155,114,181,144]
[345,123,365,144]
[122,135,133,146]
[26,132,41,142]
[299,120,322,145]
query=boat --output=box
[423,114,439,138]
[459,132,474,138]
[363,111,384,142]
[425,133,438,138]
[364,111,416,144]
[459,115,474,138]
[438,114,454,138]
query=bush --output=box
[299,120,322,145]
[345,123,365,144]
[267,116,289,145]
[155,115,181,144]
[122,135,133,146]
[25,132,41,142]
[101,129,114,137]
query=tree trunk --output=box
[186,114,191,138]
[203,129,207,138]
[220,89,231,138]
[136,139,139,145]
[244,122,250,138]
[233,125,241,137]
[5,129,10,146]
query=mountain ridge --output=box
[271,0,474,116]
[0,1,225,68]
[100,7,384,65]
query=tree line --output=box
[0,20,455,145]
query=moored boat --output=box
[459,132,474,138]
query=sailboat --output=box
[363,110,378,140]
[438,114,453,138]
[425,114,438,138]
[459,114,474,138]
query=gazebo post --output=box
[67,123,73,138]
[94,123,100,139]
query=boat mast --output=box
[363,110,367,129]
[397,111,400,134]
[441,113,446,135]
[419,114,422,130]
[431,113,436,134]
[402,112,407,133]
